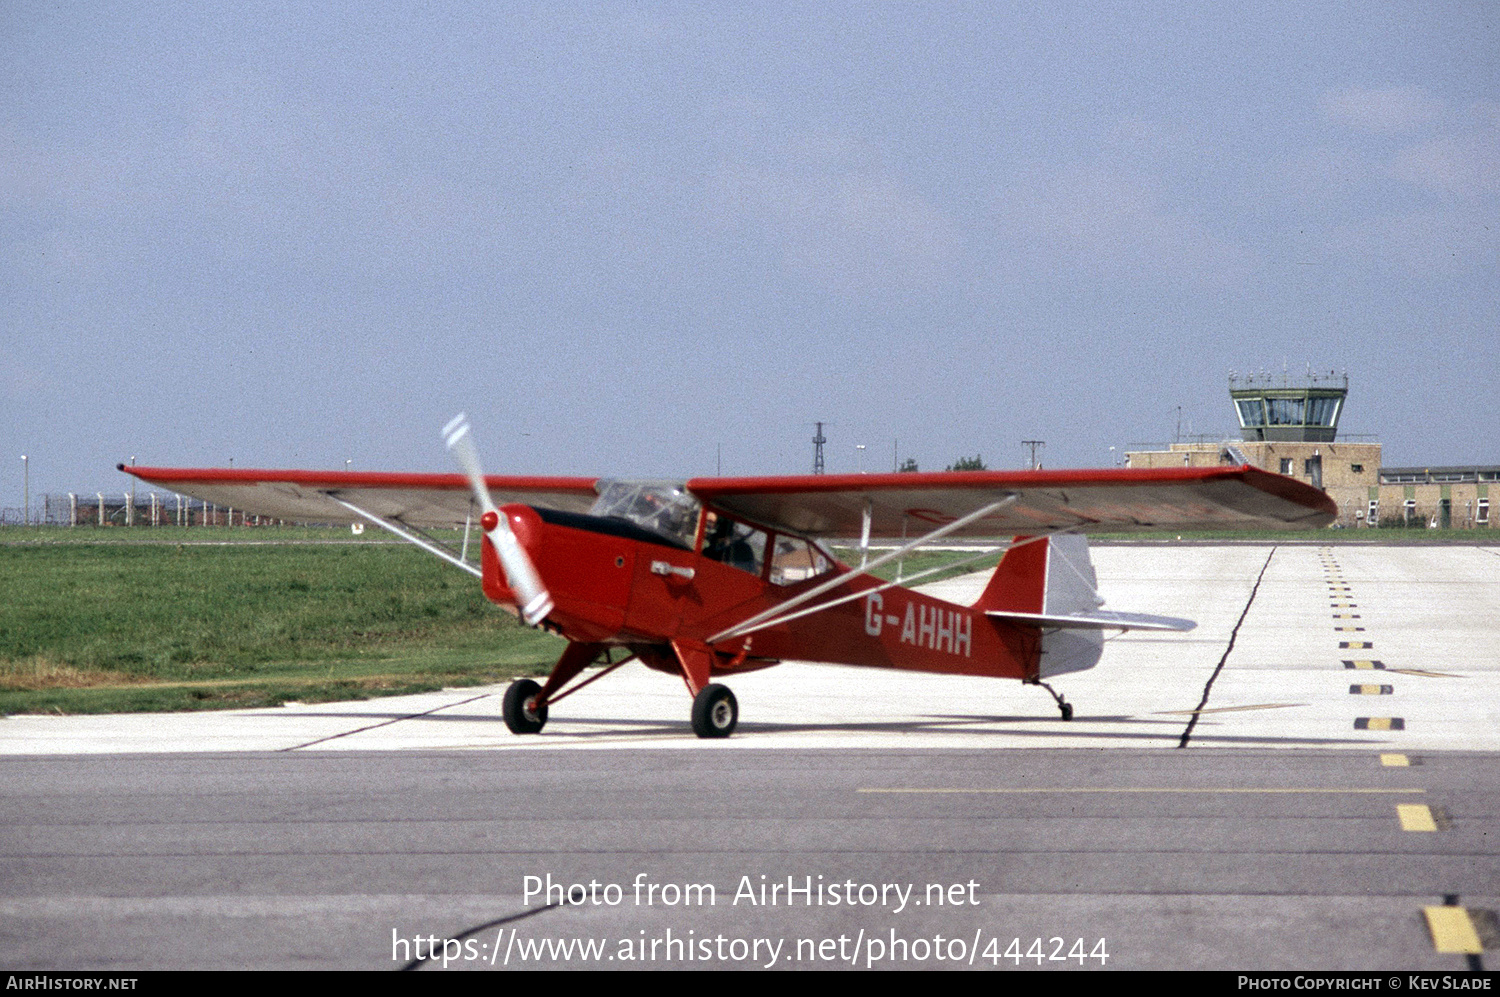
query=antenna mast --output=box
[812,422,827,475]
[1022,440,1045,470]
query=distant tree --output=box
[897,457,919,473]
[945,455,986,472]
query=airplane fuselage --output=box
[482,504,1037,684]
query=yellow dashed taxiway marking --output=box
[1423,907,1485,954]
[1398,804,1439,831]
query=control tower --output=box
[1127,370,1378,526]
[1229,370,1347,443]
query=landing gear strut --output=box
[1038,681,1073,721]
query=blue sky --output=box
[4,2,1497,499]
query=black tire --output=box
[691,684,738,739]
[503,678,548,734]
[1059,702,1074,721]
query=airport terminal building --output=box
[1125,374,1495,529]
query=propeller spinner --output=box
[443,414,554,626]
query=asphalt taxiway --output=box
[2,543,1496,970]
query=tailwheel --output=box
[1038,680,1073,721]
[502,678,548,734]
[691,684,738,739]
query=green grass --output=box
[0,534,562,715]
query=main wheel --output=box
[691,684,738,739]
[502,678,548,734]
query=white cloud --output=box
[1320,87,1445,134]
[1386,108,1500,197]
[0,74,520,281]
[1264,143,1370,201]
[1327,207,1500,276]
[707,155,962,293]
[987,164,1253,289]
[1266,95,1499,204]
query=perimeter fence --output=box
[1,493,303,528]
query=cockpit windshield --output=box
[589,480,702,549]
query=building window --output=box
[1267,397,1306,425]
[1351,464,1363,473]
[1479,498,1490,525]
[1404,498,1416,524]
[1307,396,1341,427]
[1367,499,1379,526]
[1279,458,1293,474]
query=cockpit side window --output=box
[769,535,835,586]
[700,513,767,577]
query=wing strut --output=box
[330,497,482,578]
[708,529,1077,645]
[859,499,872,568]
[705,495,1017,645]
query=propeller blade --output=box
[442,414,498,517]
[443,414,554,626]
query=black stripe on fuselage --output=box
[532,507,692,551]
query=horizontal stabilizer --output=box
[986,609,1196,632]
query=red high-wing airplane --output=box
[123,416,1335,737]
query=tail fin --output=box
[972,534,1104,618]
[973,535,1192,679]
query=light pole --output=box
[855,444,866,473]
[21,455,28,526]
[129,456,136,527]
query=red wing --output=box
[687,466,1336,538]
[120,466,599,529]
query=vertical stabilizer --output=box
[973,535,1107,678]
[972,535,1104,616]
